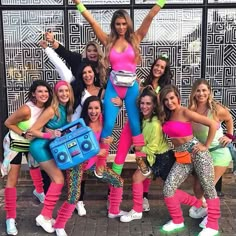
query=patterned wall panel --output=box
[135,9,202,106]
[2,10,64,114]
[1,0,63,4]
[68,0,130,5]
[136,0,203,3]
[206,8,236,126]
[208,0,236,2]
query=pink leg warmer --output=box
[96,143,109,172]
[4,187,17,219]
[133,183,143,213]
[41,182,64,219]
[206,198,220,230]
[175,189,202,208]
[114,121,132,165]
[30,168,44,193]
[54,201,76,229]
[132,134,146,158]
[164,194,184,224]
[108,186,123,215]
[143,178,151,193]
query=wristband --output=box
[76,3,87,13]
[156,0,166,8]
[42,132,52,139]
[225,133,236,141]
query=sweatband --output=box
[54,81,68,92]
[156,0,166,8]
[76,3,86,13]
[42,132,52,139]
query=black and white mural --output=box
[0,0,235,153]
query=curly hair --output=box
[142,55,173,88]
[158,84,181,124]
[105,10,141,69]
[137,86,159,123]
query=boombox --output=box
[49,118,100,170]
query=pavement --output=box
[0,169,236,236]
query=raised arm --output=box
[135,0,166,43]
[45,31,82,72]
[72,0,108,45]
[40,40,74,83]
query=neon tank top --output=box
[109,44,136,72]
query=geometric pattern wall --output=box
[1,1,236,153]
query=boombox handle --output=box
[58,118,86,132]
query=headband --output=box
[54,81,68,92]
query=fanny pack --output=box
[9,130,30,152]
[174,151,192,164]
[111,70,136,87]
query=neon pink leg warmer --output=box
[108,186,123,214]
[114,121,132,165]
[41,182,64,218]
[143,178,151,193]
[54,201,76,229]
[30,167,44,193]
[206,198,220,230]
[133,183,143,213]
[164,194,184,224]
[132,134,146,158]
[96,143,109,170]
[175,189,202,208]
[4,187,17,219]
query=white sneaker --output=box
[143,197,150,212]
[108,210,128,219]
[36,214,55,233]
[55,228,68,236]
[162,220,184,232]
[6,218,18,235]
[199,216,208,229]
[76,201,86,216]
[120,209,142,222]
[189,206,207,219]
[33,189,45,203]
[198,227,219,236]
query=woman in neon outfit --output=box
[29,80,74,235]
[159,84,220,236]
[3,80,53,235]
[120,86,175,222]
[188,79,233,229]
[111,55,173,215]
[72,0,166,218]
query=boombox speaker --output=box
[49,118,100,170]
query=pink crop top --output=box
[109,44,136,72]
[162,121,193,138]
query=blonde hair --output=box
[82,41,107,87]
[52,82,74,122]
[188,79,227,119]
[105,10,141,69]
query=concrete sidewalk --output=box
[0,173,236,236]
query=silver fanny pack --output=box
[111,70,137,87]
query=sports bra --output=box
[162,121,193,138]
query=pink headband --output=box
[54,81,68,92]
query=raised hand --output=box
[72,0,81,4]
[39,40,48,49]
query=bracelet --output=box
[225,133,236,141]
[156,0,166,8]
[42,132,52,139]
[76,3,86,13]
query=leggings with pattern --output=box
[163,137,217,199]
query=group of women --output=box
[1,0,235,236]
